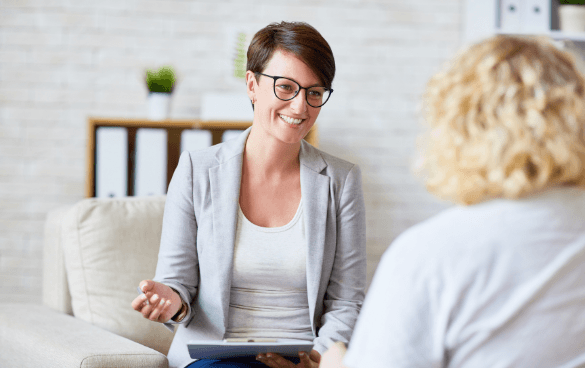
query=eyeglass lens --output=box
[274,77,331,107]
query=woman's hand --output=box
[319,342,348,368]
[131,279,182,323]
[256,349,320,368]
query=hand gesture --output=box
[256,349,320,368]
[131,279,182,323]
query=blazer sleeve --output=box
[153,151,199,326]
[314,164,367,354]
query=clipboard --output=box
[187,339,313,359]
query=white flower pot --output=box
[559,5,585,33]
[147,92,172,120]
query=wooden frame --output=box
[86,117,318,197]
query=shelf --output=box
[464,1,585,45]
[549,30,585,42]
[495,29,585,41]
[86,118,252,198]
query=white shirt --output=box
[345,187,585,368]
[225,199,314,341]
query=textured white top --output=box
[225,199,314,341]
[344,187,585,368]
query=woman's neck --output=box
[244,126,301,177]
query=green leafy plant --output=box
[560,0,585,5]
[233,32,248,79]
[146,66,176,93]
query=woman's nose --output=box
[290,89,308,113]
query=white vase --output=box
[147,92,172,120]
[559,5,585,33]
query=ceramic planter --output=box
[559,5,585,33]
[147,92,172,120]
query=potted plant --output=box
[559,0,585,33]
[145,66,176,120]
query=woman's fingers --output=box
[139,301,154,318]
[149,297,172,322]
[145,294,160,318]
[158,299,172,322]
[298,351,316,368]
[140,293,160,318]
[148,296,165,320]
[139,279,154,293]
[308,349,321,364]
[256,353,295,368]
[132,292,168,321]
[132,281,177,323]
[131,293,149,311]
[137,280,154,301]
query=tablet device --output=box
[187,339,313,360]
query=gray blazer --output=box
[154,128,366,368]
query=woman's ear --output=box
[246,70,257,103]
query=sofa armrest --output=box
[0,303,168,368]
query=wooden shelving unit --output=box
[86,117,319,197]
[464,0,585,46]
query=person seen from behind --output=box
[321,34,585,368]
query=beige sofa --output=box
[0,196,174,368]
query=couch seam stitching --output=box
[74,202,93,324]
[79,352,166,368]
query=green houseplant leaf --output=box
[146,66,176,93]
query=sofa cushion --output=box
[61,196,175,355]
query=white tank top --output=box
[225,199,314,341]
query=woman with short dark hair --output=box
[247,22,335,90]
[132,21,366,368]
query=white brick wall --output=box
[0,0,461,302]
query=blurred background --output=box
[2,0,582,304]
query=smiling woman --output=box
[131,21,367,368]
[244,21,334,148]
[246,49,322,146]
[247,22,335,90]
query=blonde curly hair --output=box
[418,35,585,205]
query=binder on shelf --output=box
[523,0,550,33]
[134,128,167,196]
[500,0,523,33]
[500,0,550,34]
[87,118,253,198]
[96,127,128,198]
[181,130,212,152]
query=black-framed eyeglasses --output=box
[255,72,333,108]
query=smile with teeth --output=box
[279,114,304,125]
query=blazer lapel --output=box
[299,140,330,327]
[208,128,250,332]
